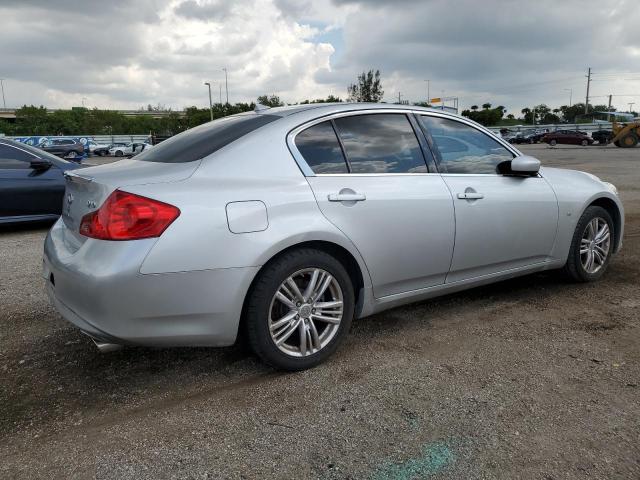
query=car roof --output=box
[263,102,466,121]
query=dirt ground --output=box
[1,144,639,479]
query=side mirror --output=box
[510,155,540,175]
[30,158,52,170]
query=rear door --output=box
[292,112,456,298]
[417,114,558,283]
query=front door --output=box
[417,114,559,283]
[293,113,456,298]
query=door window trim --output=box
[287,109,440,177]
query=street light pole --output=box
[204,82,213,121]
[424,79,430,104]
[629,102,636,114]
[0,79,6,109]
[222,68,228,105]
[564,88,572,107]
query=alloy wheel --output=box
[580,217,611,274]
[268,268,343,357]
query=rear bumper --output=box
[43,219,259,347]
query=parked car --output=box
[0,138,82,224]
[108,142,152,157]
[514,131,547,144]
[87,140,112,156]
[37,138,85,160]
[44,104,624,371]
[93,142,126,157]
[592,130,613,144]
[542,130,594,146]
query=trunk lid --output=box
[61,159,200,248]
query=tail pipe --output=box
[91,337,123,353]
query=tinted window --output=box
[418,116,513,174]
[0,144,34,169]
[334,114,427,173]
[295,121,348,174]
[136,113,279,163]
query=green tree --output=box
[461,103,505,126]
[347,70,383,102]
[257,95,284,107]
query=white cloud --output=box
[0,0,639,113]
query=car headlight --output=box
[603,182,618,196]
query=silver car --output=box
[44,103,624,370]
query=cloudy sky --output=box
[1,0,639,115]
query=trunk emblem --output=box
[87,200,97,209]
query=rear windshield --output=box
[136,113,279,163]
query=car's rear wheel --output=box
[67,151,77,159]
[549,139,557,146]
[581,139,588,146]
[245,248,354,371]
[562,206,613,282]
[115,150,123,157]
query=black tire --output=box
[562,206,614,282]
[245,248,355,371]
[549,139,557,146]
[581,139,588,146]
[115,150,123,157]
[618,134,638,148]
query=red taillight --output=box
[79,190,180,240]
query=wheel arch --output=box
[237,239,369,345]
[587,196,623,253]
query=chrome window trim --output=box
[286,107,522,177]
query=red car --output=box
[542,130,594,146]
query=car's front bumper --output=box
[43,219,259,347]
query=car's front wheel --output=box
[549,139,557,146]
[245,248,355,371]
[563,206,614,282]
[581,139,589,146]
[67,151,77,159]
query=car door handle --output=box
[457,192,484,200]
[328,193,366,202]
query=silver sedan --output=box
[44,103,624,370]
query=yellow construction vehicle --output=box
[610,119,640,148]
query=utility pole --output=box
[0,79,6,109]
[222,68,229,105]
[397,91,402,104]
[629,102,636,114]
[608,94,613,123]
[204,82,213,121]
[585,67,591,114]
[219,84,222,105]
[424,79,430,104]
[564,88,572,107]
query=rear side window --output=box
[333,114,427,174]
[0,144,35,168]
[418,115,513,174]
[136,113,279,163]
[295,121,348,174]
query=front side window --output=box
[333,114,428,174]
[295,121,348,174]
[418,115,513,174]
[0,144,34,169]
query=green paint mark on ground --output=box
[372,442,454,480]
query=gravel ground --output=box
[1,144,639,479]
